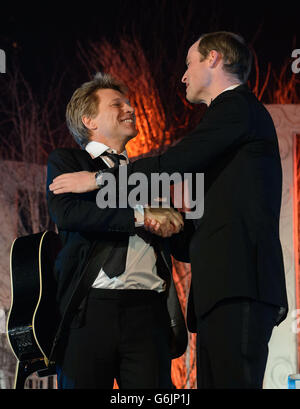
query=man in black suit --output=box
[46,73,190,389]
[50,32,288,389]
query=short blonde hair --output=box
[66,72,127,148]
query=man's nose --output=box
[181,70,187,83]
[124,102,134,114]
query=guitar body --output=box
[6,231,61,388]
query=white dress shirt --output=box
[85,141,166,292]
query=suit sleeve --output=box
[127,92,250,176]
[46,149,136,234]
[168,217,194,262]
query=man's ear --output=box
[207,50,222,68]
[82,116,97,130]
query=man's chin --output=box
[186,92,206,105]
[186,90,198,104]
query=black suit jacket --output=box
[46,148,190,359]
[120,84,288,331]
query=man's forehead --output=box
[186,40,200,62]
[96,88,128,103]
[191,40,200,51]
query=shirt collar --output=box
[85,141,128,160]
[220,83,241,94]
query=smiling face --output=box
[83,88,138,151]
[181,41,212,104]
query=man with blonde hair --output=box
[47,72,189,389]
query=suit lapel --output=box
[76,148,130,275]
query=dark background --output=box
[0,0,299,163]
[1,0,299,95]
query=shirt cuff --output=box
[134,205,144,227]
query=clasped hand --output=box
[144,207,183,237]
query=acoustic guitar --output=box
[6,230,61,389]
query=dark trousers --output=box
[196,297,279,389]
[56,288,172,389]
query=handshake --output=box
[143,207,184,238]
[49,170,184,238]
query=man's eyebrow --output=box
[111,97,130,104]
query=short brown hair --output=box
[197,31,252,83]
[66,72,127,148]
